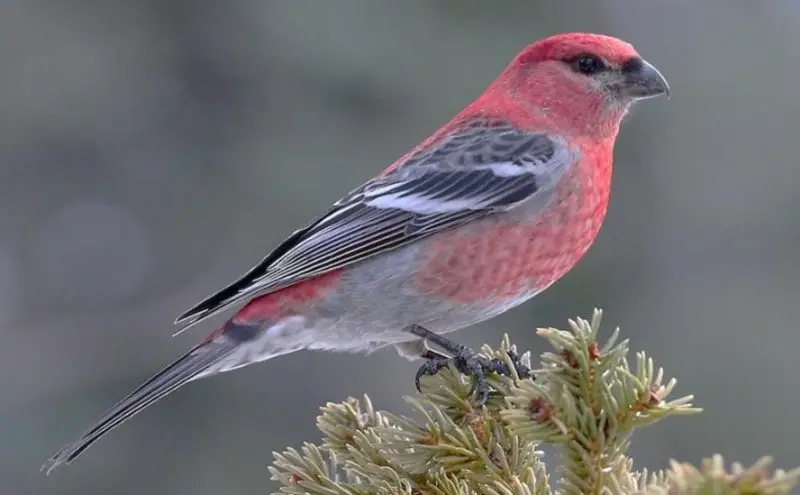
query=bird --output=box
[43,32,669,473]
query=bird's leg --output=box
[394,339,450,360]
[406,324,533,406]
[420,348,451,360]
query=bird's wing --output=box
[174,121,577,331]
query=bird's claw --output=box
[414,346,533,406]
[506,348,534,380]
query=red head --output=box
[489,33,669,139]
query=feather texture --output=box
[174,122,575,331]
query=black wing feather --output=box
[174,226,310,327]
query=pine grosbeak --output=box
[44,32,668,472]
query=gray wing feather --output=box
[175,122,576,330]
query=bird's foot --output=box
[407,325,533,406]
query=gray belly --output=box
[299,240,541,352]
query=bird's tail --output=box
[42,320,296,474]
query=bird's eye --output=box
[573,55,604,75]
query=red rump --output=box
[232,269,342,323]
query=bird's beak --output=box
[621,57,670,100]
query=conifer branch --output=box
[269,310,799,495]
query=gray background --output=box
[2,1,798,494]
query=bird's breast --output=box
[412,159,611,304]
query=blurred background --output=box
[1,1,799,493]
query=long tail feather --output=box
[42,336,239,474]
